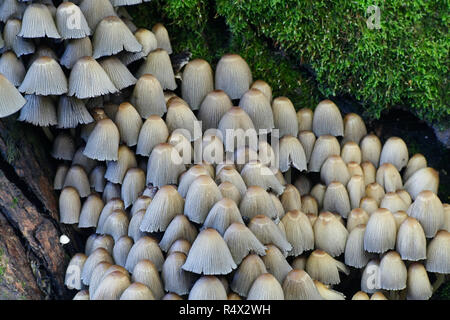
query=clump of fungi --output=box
[0,0,448,301]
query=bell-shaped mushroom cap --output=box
[360,259,381,293]
[380,192,408,213]
[198,90,233,130]
[178,165,212,198]
[19,57,67,95]
[379,251,407,290]
[343,113,367,144]
[121,28,157,65]
[79,0,117,29]
[0,74,27,118]
[0,0,23,22]
[96,198,125,234]
[127,209,146,242]
[135,116,168,157]
[240,161,285,196]
[218,107,255,151]
[314,212,348,257]
[404,167,439,200]
[59,187,81,224]
[320,155,350,186]
[314,280,346,300]
[407,190,444,238]
[65,253,87,290]
[85,234,114,256]
[239,186,278,220]
[323,182,351,218]
[361,163,375,189]
[146,143,186,187]
[102,210,129,242]
[161,252,196,296]
[92,16,141,59]
[403,153,427,181]
[345,224,372,268]
[57,96,93,128]
[181,58,214,110]
[280,185,302,212]
[167,131,194,164]
[247,273,284,300]
[188,276,227,300]
[81,248,114,285]
[132,259,165,299]
[216,166,247,197]
[281,210,314,256]
[396,217,427,261]
[310,183,326,208]
[3,19,35,57]
[279,135,308,173]
[218,182,241,205]
[309,135,340,172]
[223,222,266,265]
[54,164,69,191]
[73,144,99,173]
[376,163,403,193]
[99,57,137,90]
[125,236,164,272]
[407,263,433,300]
[61,37,93,69]
[152,23,172,54]
[56,2,91,39]
[165,102,200,141]
[262,244,293,283]
[248,215,292,256]
[83,119,120,161]
[230,254,267,297]
[69,56,118,99]
[365,183,385,205]
[89,165,106,192]
[91,271,131,300]
[239,88,274,131]
[104,145,137,184]
[182,228,237,275]
[425,230,450,274]
[158,214,197,252]
[346,208,369,232]
[18,94,57,126]
[272,97,298,137]
[215,54,252,100]
[370,292,388,300]
[312,100,343,137]
[364,208,397,253]
[112,236,133,268]
[360,134,382,168]
[305,250,349,285]
[282,269,323,300]
[63,165,91,198]
[162,293,183,300]
[352,291,370,300]
[131,74,166,118]
[51,133,75,160]
[140,185,184,233]
[19,4,60,39]
[184,175,222,224]
[136,49,177,90]
[297,108,313,132]
[301,195,318,216]
[202,198,244,235]
[379,137,409,171]
[114,102,142,147]
[341,142,362,164]
[393,210,409,230]
[347,175,365,210]
[0,51,25,87]
[168,239,192,256]
[298,131,316,164]
[119,282,155,300]
[121,168,146,208]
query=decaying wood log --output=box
[0,117,82,300]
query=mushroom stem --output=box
[42,127,54,141]
[432,273,447,293]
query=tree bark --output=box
[0,118,81,300]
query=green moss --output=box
[130,0,449,124]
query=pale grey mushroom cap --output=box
[18,3,61,39]
[0,73,26,117]
[56,2,91,39]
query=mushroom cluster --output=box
[0,0,448,301]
